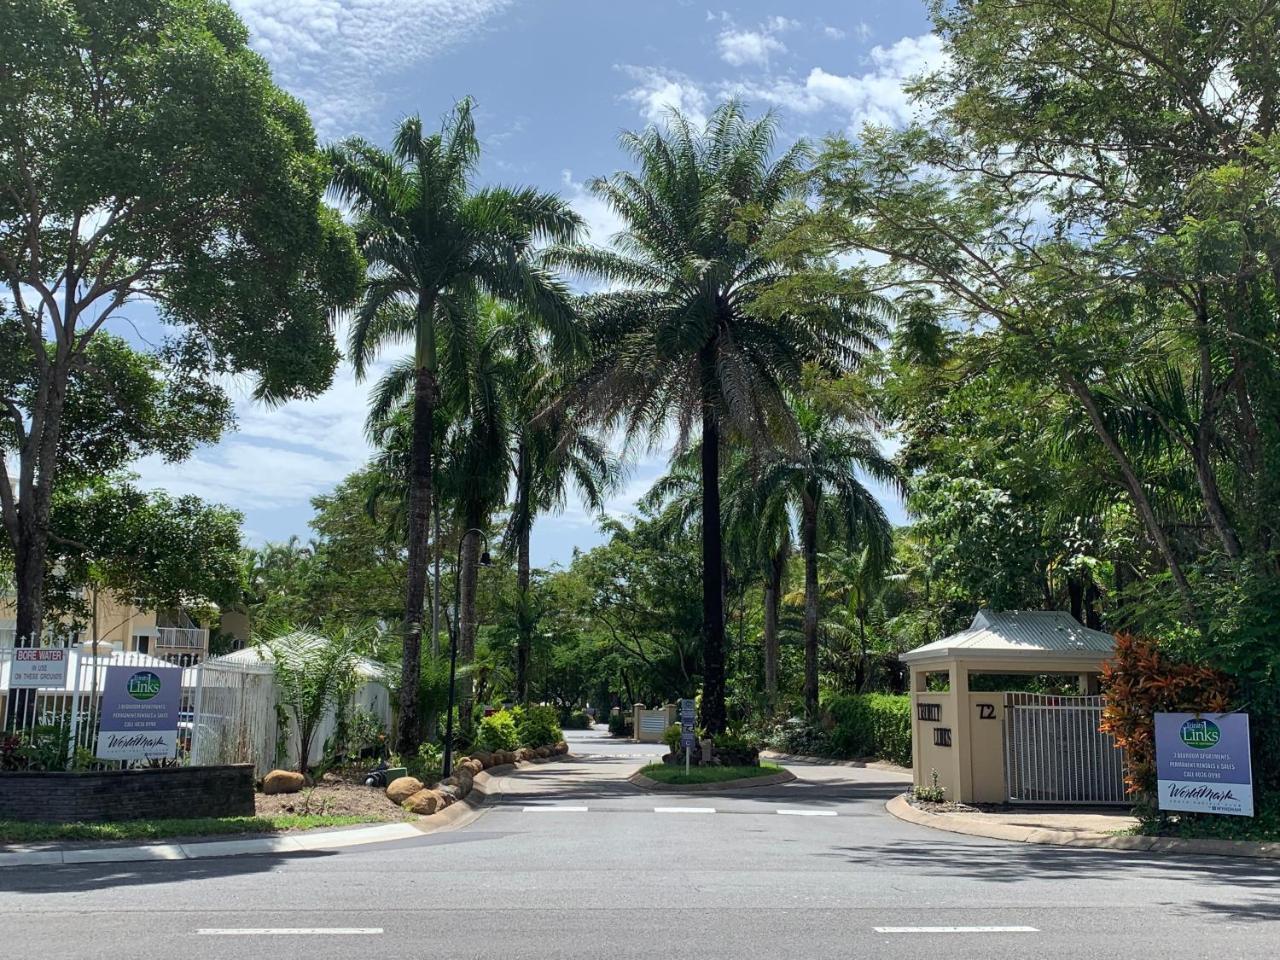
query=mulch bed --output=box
[255,773,415,822]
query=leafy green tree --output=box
[45,479,242,626]
[328,100,583,753]
[0,0,361,650]
[555,102,883,733]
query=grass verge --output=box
[0,814,380,845]
[639,762,782,785]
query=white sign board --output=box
[95,665,182,760]
[9,648,69,688]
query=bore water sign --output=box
[96,664,182,760]
[1154,712,1253,817]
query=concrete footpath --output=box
[887,794,1280,860]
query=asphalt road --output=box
[2,727,1277,959]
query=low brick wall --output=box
[0,765,255,823]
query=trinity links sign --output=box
[1154,712,1253,817]
[95,664,183,760]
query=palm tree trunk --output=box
[459,506,482,731]
[396,362,437,756]
[801,487,820,718]
[699,378,728,736]
[763,548,785,703]
[515,438,533,703]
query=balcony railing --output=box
[155,627,208,649]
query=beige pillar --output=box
[951,660,973,803]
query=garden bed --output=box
[255,775,416,823]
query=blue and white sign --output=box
[679,698,696,749]
[96,664,182,760]
[1155,712,1253,817]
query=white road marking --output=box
[776,809,837,816]
[654,806,716,814]
[522,805,589,812]
[197,929,383,936]
[873,926,1038,934]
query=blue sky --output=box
[133,0,939,567]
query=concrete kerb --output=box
[886,793,1280,860]
[628,767,796,793]
[0,753,572,868]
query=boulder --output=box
[503,751,516,764]
[555,741,569,754]
[437,783,462,802]
[404,789,444,815]
[516,747,532,761]
[385,775,425,805]
[463,759,484,776]
[471,751,492,768]
[261,770,305,795]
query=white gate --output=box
[1003,693,1128,805]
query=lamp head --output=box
[479,550,492,567]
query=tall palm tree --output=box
[553,102,884,733]
[752,393,897,716]
[500,308,620,702]
[328,100,582,753]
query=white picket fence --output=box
[1,647,386,776]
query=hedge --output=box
[823,694,912,767]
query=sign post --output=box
[95,664,182,761]
[1155,712,1253,817]
[679,698,696,776]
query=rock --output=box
[385,775,425,805]
[555,741,569,754]
[536,746,551,758]
[463,759,484,776]
[404,789,443,815]
[503,751,516,764]
[437,783,462,802]
[517,747,532,761]
[261,770,305,795]
[472,751,493,768]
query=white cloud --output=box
[229,0,516,137]
[132,327,391,513]
[727,33,947,130]
[715,15,798,67]
[619,65,709,127]
[718,29,786,67]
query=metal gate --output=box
[1003,693,1127,804]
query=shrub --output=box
[712,732,758,766]
[515,705,562,748]
[766,717,830,756]
[823,694,912,767]
[401,742,443,785]
[912,769,946,803]
[608,713,632,737]
[1100,634,1235,803]
[662,723,684,752]
[563,710,592,730]
[476,710,521,753]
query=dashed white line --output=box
[654,806,716,814]
[522,805,589,812]
[776,809,837,816]
[874,926,1038,934]
[197,929,382,936]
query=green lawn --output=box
[0,814,379,845]
[639,762,782,785]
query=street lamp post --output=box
[442,527,491,779]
